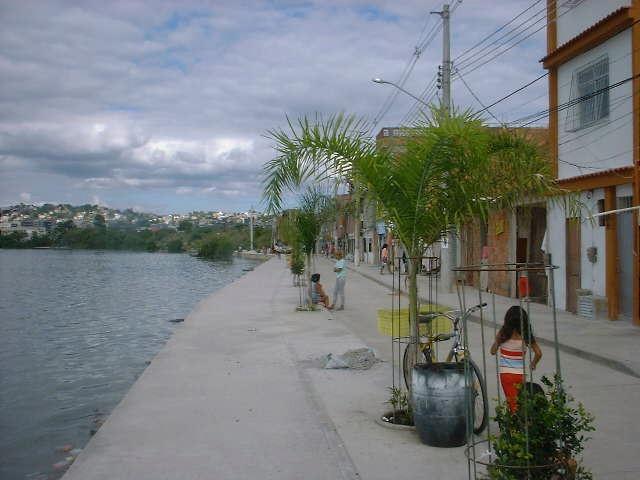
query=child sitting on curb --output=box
[310,273,332,309]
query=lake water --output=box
[0,249,260,480]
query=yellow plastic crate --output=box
[377,305,452,337]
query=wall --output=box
[557,29,633,179]
[546,201,567,311]
[557,0,630,46]
[546,189,608,311]
[580,189,606,297]
[487,210,512,297]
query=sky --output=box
[0,0,549,214]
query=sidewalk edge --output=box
[346,264,640,380]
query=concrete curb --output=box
[346,264,640,380]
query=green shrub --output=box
[290,250,305,275]
[487,375,594,480]
[198,236,234,259]
[167,238,184,253]
[384,386,413,426]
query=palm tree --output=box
[262,109,564,348]
[277,187,336,307]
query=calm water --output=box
[0,249,260,480]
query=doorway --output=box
[565,218,581,313]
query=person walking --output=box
[380,243,389,274]
[490,306,542,413]
[332,251,346,310]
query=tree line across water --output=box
[0,218,272,260]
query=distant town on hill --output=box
[0,203,273,256]
[1,203,269,237]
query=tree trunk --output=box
[407,254,420,363]
[306,252,313,307]
[354,192,360,266]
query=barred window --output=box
[565,57,609,131]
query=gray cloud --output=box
[0,0,547,212]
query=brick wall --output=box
[487,210,512,296]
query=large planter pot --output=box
[411,362,470,447]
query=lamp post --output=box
[372,78,430,107]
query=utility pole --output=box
[442,4,451,114]
[433,3,456,291]
[249,206,254,251]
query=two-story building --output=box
[543,0,640,324]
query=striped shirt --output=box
[499,338,527,375]
[310,283,320,303]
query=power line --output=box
[491,36,640,121]
[454,4,546,71]
[474,72,548,116]
[453,0,544,63]
[455,67,504,124]
[393,1,465,127]
[370,6,443,132]
[452,0,582,80]
[510,72,640,127]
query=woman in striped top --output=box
[490,306,542,413]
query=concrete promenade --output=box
[63,256,640,479]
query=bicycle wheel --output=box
[402,342,431,389]
[466,358,489,435]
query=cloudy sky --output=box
[0,0,549,213]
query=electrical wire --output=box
[510,73,640,127]
[454,0,544,63]
[452,0,582,80]
[370,1,446,132]
[455,67,504,125]
[454,4,547,72]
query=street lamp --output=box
[371,78,429,107]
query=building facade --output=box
[543,0,640,324]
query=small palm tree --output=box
[276,187,336,307]
[262,109,564,347]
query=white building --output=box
[543,0,639,324]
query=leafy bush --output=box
[166,238,184,253]
[385,386,413,426]
[290,250,305,275]
[198,236,234,259]
[487,375,594,480]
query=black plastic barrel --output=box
[411,362,470,447]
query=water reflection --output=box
[0,250,259,479]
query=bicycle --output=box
[403,302,489,435]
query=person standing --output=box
[490,306,542,413]
[380,243,389,274]
[333,251,346,310]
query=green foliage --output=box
[262,109,565,348]
[0,231,29,248]
[487,375,594,480]
[1,222,272,255]
[197,235,234,259]
[296,187,335,256]
[385,386,413,426]
[289,249,305,275]
[178,220,194,232]
[166,238,184,253]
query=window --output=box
[617,196,633,209]
[565,57,609,131]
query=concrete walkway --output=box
[63,257,640,479]
[345,258,640,378]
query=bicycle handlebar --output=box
[417,303,487,323]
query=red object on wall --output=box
[518,276,530,297]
